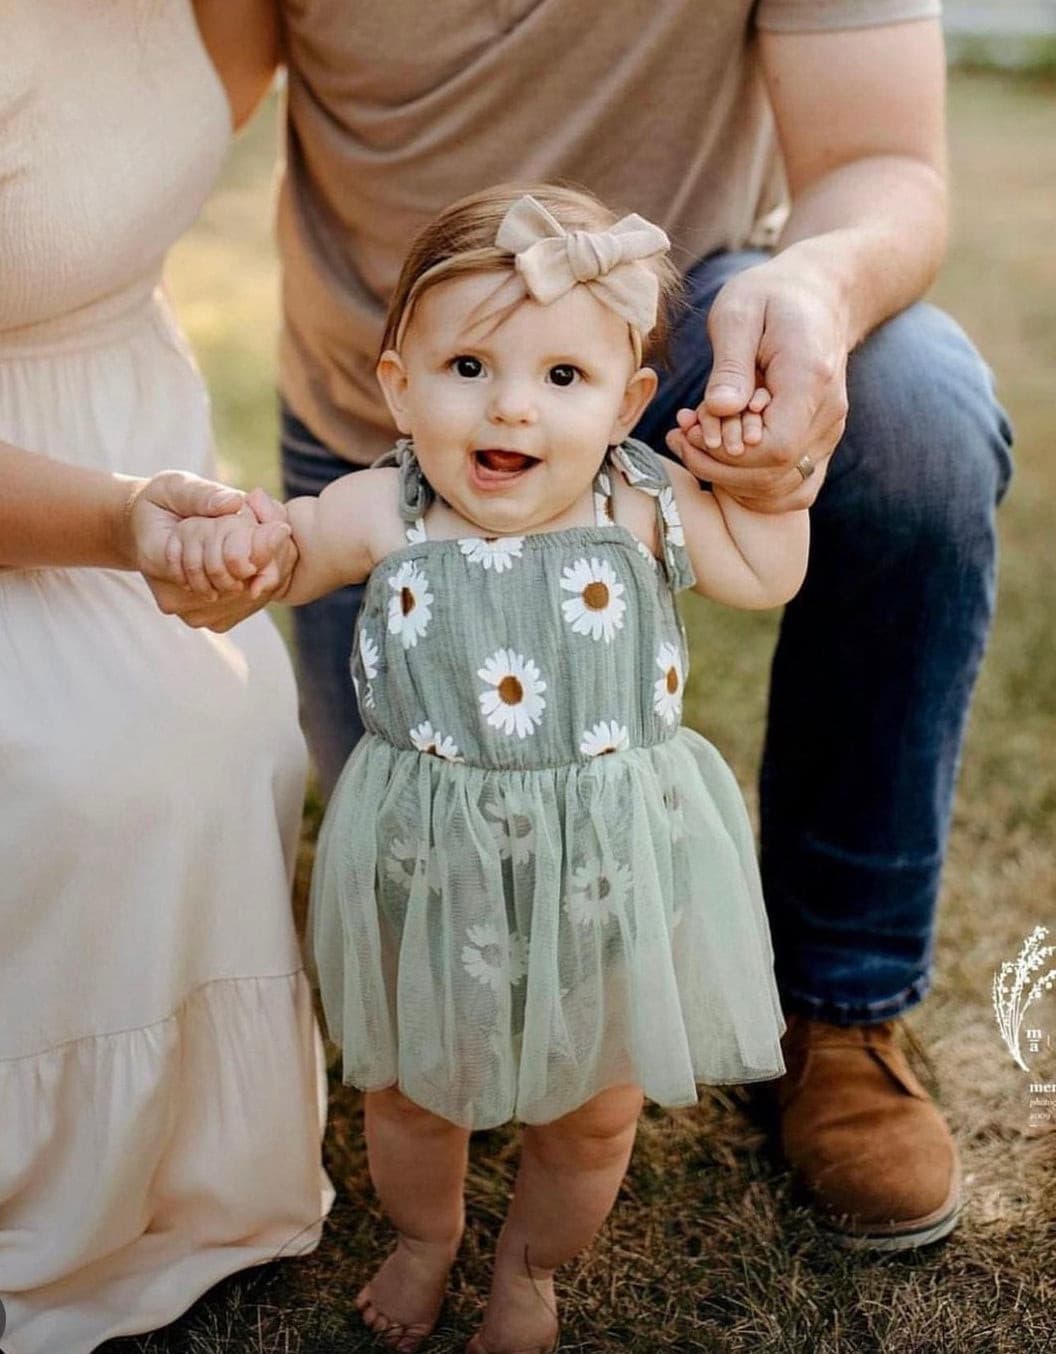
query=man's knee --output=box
[828,303,1013,552]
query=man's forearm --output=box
[775,153,948,352]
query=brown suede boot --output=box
[774,1014,962,1250]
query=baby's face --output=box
[378,272,655,536]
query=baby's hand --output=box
[164,499,293,599]
[675,385,771,458]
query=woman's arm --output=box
[666,459,809,610]
[192,0,282,131]
[0,440,243,572]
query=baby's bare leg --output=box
[358,1086,470,1353]
[468,1084,643,1354]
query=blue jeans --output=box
[280,248,1013,1025]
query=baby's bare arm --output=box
[275,468,401,606]
[667,458,809,609]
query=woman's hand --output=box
[124,470,247,580]
[127,472,297,631]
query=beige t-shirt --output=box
[278,0,940,465]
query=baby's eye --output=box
[451,355,484,379]
[548,364,580,388]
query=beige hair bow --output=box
[495,195,670,337]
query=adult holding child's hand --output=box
[134,476,298,629]
[0,4,330,1353]
[666,253,851,513]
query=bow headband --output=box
[495,195,670,341]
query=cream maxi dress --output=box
[0,5,332,1352]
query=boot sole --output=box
[821,1188,962,1253]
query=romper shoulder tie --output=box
[609,438,696,592]
[372,438,434,525]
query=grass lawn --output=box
[120,68,1056,1354]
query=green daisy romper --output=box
[309,436,785,1129]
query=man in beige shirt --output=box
[199,0,1013,1262]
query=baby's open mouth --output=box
[473,449,539,477]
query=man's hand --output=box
[665,250,850,514]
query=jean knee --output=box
[833,303,1013,558]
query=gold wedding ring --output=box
[794,454,816,482]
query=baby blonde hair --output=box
[380,182,682,366]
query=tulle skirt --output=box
[310,729,785,1129]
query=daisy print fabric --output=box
[459,536,524,573]
[579,720,630,758]
[410,721,463,762]
[560,557,627,643]
[478,649,547,739]
[308,437,789,1130]
[357,628,380,708]
[387,561,433,648]
[484,787,537,866]
[461,924,529,993]
[565,861,632,928]
[654,640,684,726]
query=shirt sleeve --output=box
[755,0,941,33]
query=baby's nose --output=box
[488,381,538,424]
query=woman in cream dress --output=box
[0,4,332,1351]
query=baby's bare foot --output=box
[466,1266,560,1354]
[355,1233,460,1352]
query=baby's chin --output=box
[449,489,565,538]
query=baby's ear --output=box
[609,365,659,443]
[376,350,413,434]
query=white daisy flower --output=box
[565,862,632,927]
[560,557,626,643]
[483,790,536,866]
[405,517,428,544]
[636,538,659,569]
[579,720,630,758]
[384,837,440,893]
[461,923,524,994]
[409,720,463,762]
[387,562,433,648]
[478,649,546,739]
[653,640,684,726]
[658,486,685,547]
[458,536,524,573]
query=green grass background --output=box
[131,69,1056,1354]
